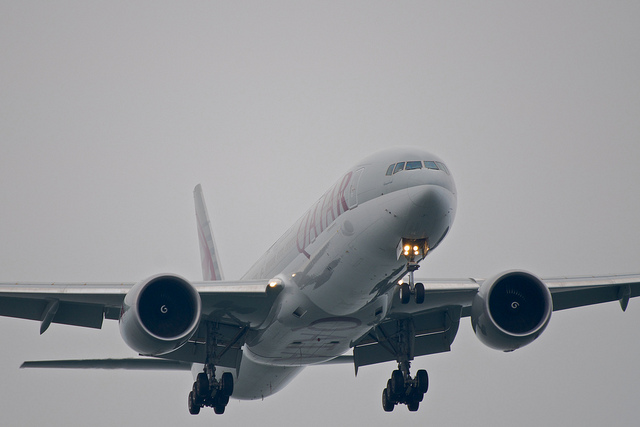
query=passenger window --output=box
[435,162,449,174]
[385,164,395,176]
[424,161,439,170]
[393,162,405,174]
[405,161,422,170]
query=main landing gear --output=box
[188,369,234,415]
[188,322,236,415]
[382,363,429,412]
[378,317,429,412]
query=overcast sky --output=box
[1,2,640,426]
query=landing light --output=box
[268,280,281,288]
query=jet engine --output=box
[471,270,552,352]
[119,274,201,356]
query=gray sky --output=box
[1,1,640,426]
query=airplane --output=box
[1,146,639,414]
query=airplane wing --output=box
[350,273,640,371]
[0,279,281,334]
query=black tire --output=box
[188,391,201,415]
[217,394,230,406]
[213,405,226,415]
[416,369,429,394]
[391,370,404,397]
[220,372,234,397]
[399,283,411,304]
[385,379,394,402]
[407,399,419,412]
[415,282,425,304]
[382,389,394,412]
[195,372,209,398]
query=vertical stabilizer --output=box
[194,184,224,281]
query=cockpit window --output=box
[405,161,422,170]
[384,160,449,176]
[424,161,439,170]
[435,161,449,174]
[393,162,405,174]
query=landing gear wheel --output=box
[399,283,411,304]
[416,369,429,394]
[195,372,209,398]
[188,391,201,415]
[407,398,420,412]
[220,372,234,397]
[415,282,425,304]
[391,369,404,397]
[382,389,394,412]
[213,405,226,415]
[385,379,394,401]
[216,394,230,407]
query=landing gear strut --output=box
[378,317,429,412]
[188,323,235,415]
[399,263,425,305]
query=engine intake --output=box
[471,270,552,351]
[119,274,201,356]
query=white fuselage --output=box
[214,148,457,399]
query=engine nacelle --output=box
[119,274,201,356]
[471,270,552,352]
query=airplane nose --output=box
[407,184,453,209]
[400,184,456,240]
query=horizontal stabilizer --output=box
[21,358,192,371]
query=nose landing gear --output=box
[398,239,428,305]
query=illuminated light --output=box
[291,273,296,277]
[404,245,411,251]
[268,280,279,288]
[413,246,419,251]
[398,279,404,285]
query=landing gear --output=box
[189,368,234,415]
[398,238,428,305]
[399,263,426,305]
[377,316,430,412]
[188,322,237,415]
[381,364,429,412]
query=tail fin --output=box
[194,184,224,281]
